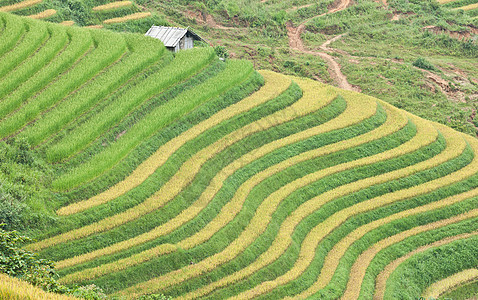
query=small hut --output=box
[145,26,204,52]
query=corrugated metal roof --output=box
[145,26,188,48]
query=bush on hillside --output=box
[71,284,107,299]
[0,226,109,299]
[214,45,229,59]
[0,139,54,231]
[412,57,436,71]
[0,225,65,293]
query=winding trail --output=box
[286,0,360,91]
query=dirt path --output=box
[205,14,235,30]
[185,10,236,30]
[315,34,475,106]
[286,0,360,91]
[286,3,314,13]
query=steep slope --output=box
[0,12,477,299]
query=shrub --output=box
[214,45,229,59]
[412,57,437,71]
[0,139,54,231]
[70,284,106,299]
[0,225,65,293]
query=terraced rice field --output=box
[440,0,478,17]
[0,0,158,28]
[1,11,478,299]
[0,274,77,300]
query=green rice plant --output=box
[0,28,126,138]
[52,79,336,273]
[164,125,428,299]
[0,13,25,57]
[48,101,358,275]
[342,180,478,300]
[46,59,228,206]
[383,234,478,299]
[374,232,478,299]
[0,24,68,100]
[57,94,382,288]
[56,70,292,216]
[36,88,341,266]
[50,78,325,220]
[294,159,478,299]
[90,108,410,296]
[59,101,405,295]
[342,210,478,299]
[0,17,48,79]
[319,209,478,300]
[236,155,474,299]
[46,47,216,164]
[36,77,303,259]
[170,120,464,298]
[214,185,478,300]
[49,59,250,192]
[421,268,478,298]
[19,33,165,146]
[257,146,478,300]
[108,91,391,297]
[34,78,334,252]
[0,25,92,120]
[29,60,256,250]
[179,111,438,299]
[33,72,283,258]
[231,126,475,300]
[173,129,450,299]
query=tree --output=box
[0,224,65,293]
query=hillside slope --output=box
[0,12,477,299]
